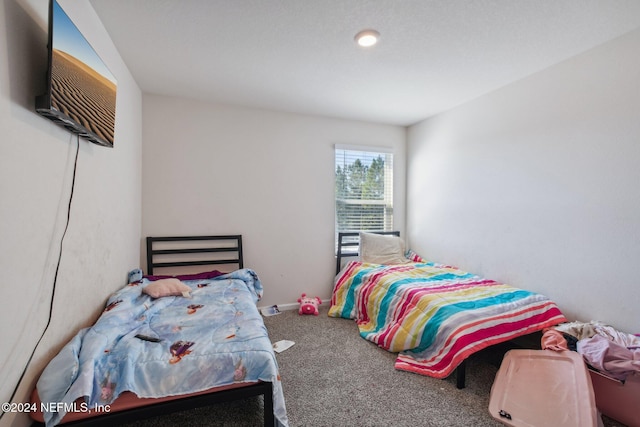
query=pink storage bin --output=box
[489,349,598,427]
[589,369,640,427]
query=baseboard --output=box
[271,302,298,311]
[258,299,331,313]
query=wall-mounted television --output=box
[36,0,117,148]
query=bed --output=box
[330,231,567,388]
[30,235,288,427]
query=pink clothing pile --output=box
[541,328,569,351]
[542,321,640,381]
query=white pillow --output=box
[143,278,191,298]
[359,232,409,265]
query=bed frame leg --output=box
[264,382,275,427]
[456,360,466,389]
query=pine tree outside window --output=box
[335,146,393,248]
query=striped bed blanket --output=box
[329,258,567,379]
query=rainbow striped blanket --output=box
[329,259,566,378]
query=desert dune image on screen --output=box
[51,1,117,145]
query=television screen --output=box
[36,0,117,148]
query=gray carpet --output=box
[125,306,626,427]
[264,306,502,427]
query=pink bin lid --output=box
[489,349,598,427]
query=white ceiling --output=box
[89,0,640,126]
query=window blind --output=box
[335,147,394,241]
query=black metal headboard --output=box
[146,235,243,275]
[336,231,400,275]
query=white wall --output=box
[0,1,142,425]
[407,28,640,333]
[142,95,406,307]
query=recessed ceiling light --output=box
[355,29,380,47]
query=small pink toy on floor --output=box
[297,293,321,316]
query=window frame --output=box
[334,145,394,247]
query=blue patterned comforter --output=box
[37,269,288,426]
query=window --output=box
[335,146,394,244]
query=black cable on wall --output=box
[0,135,80,420]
